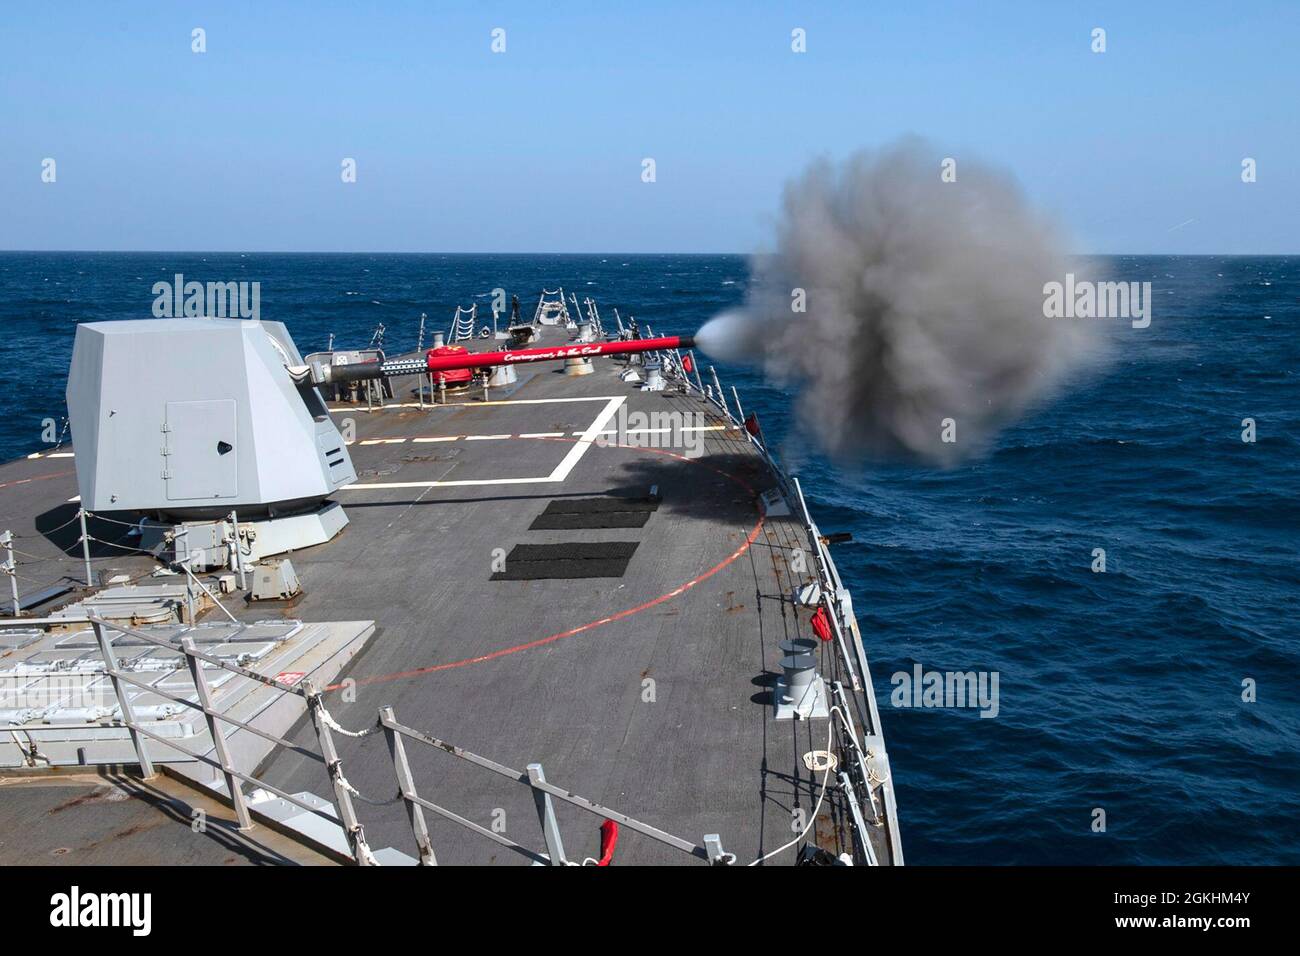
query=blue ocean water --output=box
[1,251,1296,864]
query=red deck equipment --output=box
[423,335,695,374]
[426,344,474,385]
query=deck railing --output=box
[378,708,734,866]
[1,607,735,866]
[0,612,379,865]
[90,613,381,862]
[660,339,901,865]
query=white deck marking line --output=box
[67,495,81,503]
[579,425,729,437]
[338,396,626,490]
[329,395,622,412]
[345,475,562,489]
[546,396,625,482]
[26,452,76,459]
[368,432,572,444]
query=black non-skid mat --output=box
[528,496,660,530]
[491,541,640,580]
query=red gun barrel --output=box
[424,334,695,373]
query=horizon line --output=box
[2,249,1299,258]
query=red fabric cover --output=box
[811,606,832,642]
[597,819,619,866]
[426,345,474,384]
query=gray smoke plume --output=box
[696,140,1104,466]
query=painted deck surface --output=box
[0,327,899,866]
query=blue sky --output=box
[2,1,1296,253]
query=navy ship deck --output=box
[0,324,901,866]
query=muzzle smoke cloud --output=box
[696,141,1103,466]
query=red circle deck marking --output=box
[329,436,763,692]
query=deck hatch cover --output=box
[491,541,639,580]
[528,496,659,530]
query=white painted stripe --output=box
[519,432,564,439]
[329,395,623,412]
[412,436,460,443]
[548,396,625,482]
[580,425,729,437]
[340,475,559,489]
[48,452,75,458]
[67,495,81,503]
[464,434,512,441]
[359,438,407,445]
[338,396,626,490]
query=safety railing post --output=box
[183,564,197,623]
[526,763,567,865]
[791,476,862,692]
[182,636,252,830]
[710,366,732,421]
[688,350,705,394]
[1,530,19,616]
[305,680,376,865]
[229,510,247,591]
[78,508,93,587]
[91,618,155,778]
[381,706,437,865]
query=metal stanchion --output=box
[183,636,252,829]
[381,706,437,865]
[527,763,568,866]
[1,531,19,615]
[229,510,247,591]
[92,619,155,778]
[710,367,731,420]
[305,680,375,865]
[78,508,93,586]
